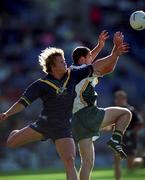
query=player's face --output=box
[114,96,127,106]
[84,51,92,64]
[53,55,67,74]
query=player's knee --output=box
[9,130,19,137]
[63,154,76,168]
[7,137,17,148]
[6,130,19,148]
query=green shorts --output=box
[72,106,105,142]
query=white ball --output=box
[130,10,145,31]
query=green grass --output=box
[0,168,145,180]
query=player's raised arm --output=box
[91,30,109,62]
[0,102,25,121]
[92,32,129,76]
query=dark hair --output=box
[72,46,90,65]
[115,90,127,98]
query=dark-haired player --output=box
[72,32,131,180]
[113,90,144,180]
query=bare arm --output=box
[92,49,119,76]
[0,80,41,122]
[92,32,129,76]
[92,44,128,76]
[0,102,25,121]
[91,30,109,62]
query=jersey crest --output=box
[39,69,70,95]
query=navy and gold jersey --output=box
[18,65,93,129]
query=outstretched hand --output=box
[113,31,124,47]
[113,31,129,56]
[98,30,109,48]
[115,42,129,56]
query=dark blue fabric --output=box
[19,65,93,131]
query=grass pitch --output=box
[0,168,145,180]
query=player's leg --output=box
[114,154,122,180]
[100,107,132,159]
[7,126,44,148]
[127,155,135,170]
[124,134,138,170]
[78,138,95,180]
[100,106,132,133]
[55,138,78,180]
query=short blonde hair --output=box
[39,47,64,73]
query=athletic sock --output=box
[111,130,123,144]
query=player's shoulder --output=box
[32,74,51,88]
[27,78,42,87]
[38,73,54,83]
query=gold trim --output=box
[39,69,71,94]
[63,69,70,88]
[39,79,59,91]
[21,97,31,105]
[79,80,89,105]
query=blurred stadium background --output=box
[0,0,145,177]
